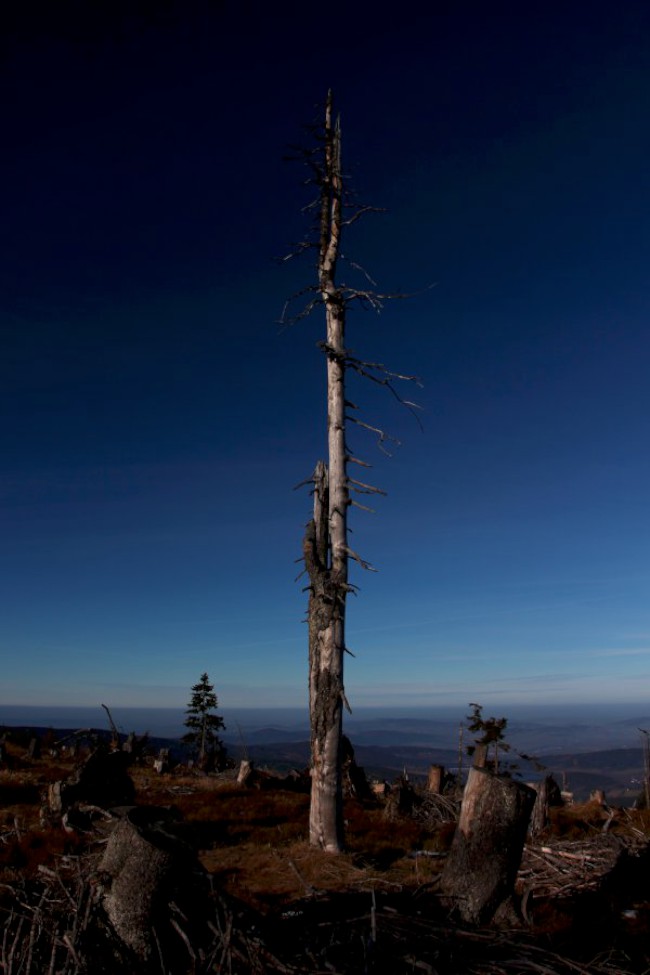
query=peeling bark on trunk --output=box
[290,91,420,853]
[303,92,348,853]
[304,461,345,851]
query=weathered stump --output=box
[48,747,135,814]
[341,735,371,800]
[440,767,536,924]
[99,806,199,963]
[529,774,562,837]
[383,777,418,821]
[153,747,170,774]
[237,759,254,785]
[427,764,444,794]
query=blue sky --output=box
[2,2,650,711]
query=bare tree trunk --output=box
[301,93,349,853]
[294,92,419,850]
[440,767,535,924]
[199,714,207,767]
[304,462,345,850]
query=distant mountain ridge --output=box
[3,703,649,768]
[2,719,644,804]
[224,715,650,755]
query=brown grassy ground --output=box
[1,744,648,900]
[2,738,650,974]
[0,747,444,904]
[130,768,444,911]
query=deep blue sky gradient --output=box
[2,1,650,709]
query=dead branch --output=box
[343,545,377,571]
[518,834,639,902]
[350,499,375,513]
[348,477,387,496]
[347,416,401,454]
[340,205,385,227]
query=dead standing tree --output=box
[285,92,421,851]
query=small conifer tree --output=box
[466,702,510,773]
[182,672,226,769]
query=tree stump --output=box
[237,759,253,786]
[383,776,418,821]
[529,775,562,837]
[341,735,371,800]
[48,747,135,815]
[427,764,444,794]
[440,768,536,924]
[99,806,196,962]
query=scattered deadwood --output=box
[383,778,459,828]
[0,812,648,974]
[0,815,295,975]
[519,832,647,902]
[47,746,135,816]
[275,890,644,974]
[411,791,460,829]
[0,865,645,975]
[2,744,650,974]
[440,768,536,924]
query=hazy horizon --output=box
[2,700,649,745]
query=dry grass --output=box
[3,755,649,903]
[129,768,444,910]
[2,746,650,918]
[549,799,647,840]
[1,746,650,973]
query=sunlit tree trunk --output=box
[304,94,348,852]
[295,92,419,851]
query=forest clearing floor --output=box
[1,741,649,973]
